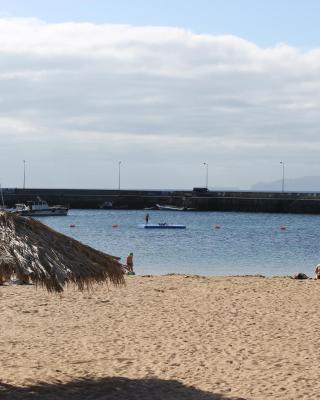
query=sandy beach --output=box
[1,275,320,399]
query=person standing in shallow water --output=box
[145,213,149,224]
[126,252,134,273]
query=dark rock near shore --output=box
[293,272,309,280]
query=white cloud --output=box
[0,17,320,189]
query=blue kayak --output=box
[138,223,186,229]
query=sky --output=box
[0,1,320,190]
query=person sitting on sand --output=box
[315,264,320,279]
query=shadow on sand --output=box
[0,376,247,400]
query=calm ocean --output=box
[39,209,320,277]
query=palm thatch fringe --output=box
[0,211,125,292]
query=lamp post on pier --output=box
[23,160,26,189]
[118,161,122,191]
[203,162,208,189]
[280,161,285,192]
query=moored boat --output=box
[156,204,186,211]
[13,198,68,216]
[155,204,195,211]
[100,201,113,209]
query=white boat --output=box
[100,201,113,209]
[138,223,186,229]
[13,198,68,216]
[156,204,185,211]
[155,204,195,211]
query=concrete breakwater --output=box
[2,188,320,214]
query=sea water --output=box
[39,209,320,277]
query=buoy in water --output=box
[280,226,286,231]
[112,224,118,228]
[70,224,76,228]
[214,225,221,229]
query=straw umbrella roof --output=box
[0,211,125,292]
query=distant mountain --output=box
[251,176,320,192]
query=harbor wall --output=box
[2,188,320,214]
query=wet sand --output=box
[1,275,320,399]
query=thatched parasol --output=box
[0,211,125,292]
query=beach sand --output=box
[1,275,320,399]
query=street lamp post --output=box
[280,161,285,192]
[203,162,208,189]
[23,160,26,189]
[118,161,122,191]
